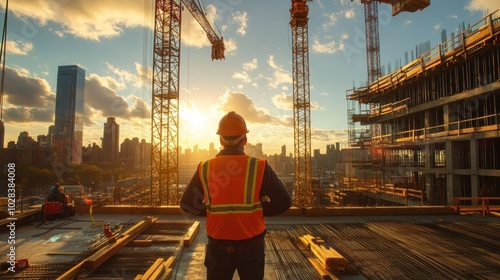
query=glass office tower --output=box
[102,117,120,161]
[54,65,85,165]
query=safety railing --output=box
[453,197,500,216]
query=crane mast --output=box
[362,0,381,84]
[151,0,182,205]
[362,0,430,83]
[151,0,224,205]
[290,0,312,208]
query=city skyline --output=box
[7,122,343,159]
[0,1,497,154]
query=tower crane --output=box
[288,0,429,207]
[360,0,430,84]
[151,0,224,205]
[290,0,312,208]
[358,0,429,139]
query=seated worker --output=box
[49,183,61,202]
[57,185,67,205]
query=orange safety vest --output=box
[199,155,266,240]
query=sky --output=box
[0,0,498,155]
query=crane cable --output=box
[0,0,9,121]
[185,6,190,165]
[143,0,153,138]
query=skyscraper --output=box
[102,117,120,161]
[54,65,85,165]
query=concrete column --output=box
[446,140,454,205]
[424,144,432,204]
[443,104,449,132]
[470,138,479,198]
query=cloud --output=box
[266,55,292,89]
[312,38,344,54]
[344,9,355,19]
[1,66,55,123]
[3,106,53,123]
[5,0,148,41]
[272,92,292,111]
[232,58,258,83]
[243,58,258,71]
[272,92,322,111]
[232,71,252,83]
[6,41,33,55]
[466,0,499,13]
[3,66,54,108]
[128,95,151,119]
[85,74,150,120]
[322,12,339,31]
[134,63,151,87]
[216,91,285,126]
[232,11,248,36]
[223,37,237,57]
[3,0,227,64]
[312,128,348,144]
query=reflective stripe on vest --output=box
[198,155,266,240]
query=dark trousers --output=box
[204,242,265,280]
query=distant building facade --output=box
[102,117,120,161]
[53,65,85,165]
[120,137,151,170]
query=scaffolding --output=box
[344,10,500,206]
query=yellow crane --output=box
[290,0,313,208]
[151,0,224,205]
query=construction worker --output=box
[180,111,292,280]
[49,183,62,202]
[57,184,66,205]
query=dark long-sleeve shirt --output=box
[180,147,292,217]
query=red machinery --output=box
[42,193,75,220]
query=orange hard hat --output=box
[216,111,249,136]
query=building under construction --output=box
[344,10,500,207]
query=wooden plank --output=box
[183,221,200,246]
[59,217,156,279]
[126,240,153,247]
[306,257,331,279]
[152,257,176,280]
[78,277,125,280]
[161,268,173,280]
[82,235,130,270]
[141,258,164,279]
[163,256,176,269]
[46,252,81,255]
[300,234,348,272]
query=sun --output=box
[181,102,204,129]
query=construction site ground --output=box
[1,208,499,279]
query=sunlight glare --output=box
[182,102,204,129]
